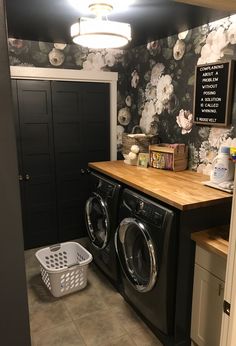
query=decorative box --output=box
[149,144,188,172]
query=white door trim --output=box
[220,170,236,345]
[10,66,118,160]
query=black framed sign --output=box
[193,60,235,126]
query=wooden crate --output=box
[149,144,188,171]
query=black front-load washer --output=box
[115,188,178,343]
[85,171,121,287]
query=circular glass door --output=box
[115,217,157,292]
[85,193,110,249]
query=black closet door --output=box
[51,81,110,242]
[13,80,58,249]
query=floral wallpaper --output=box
[8,14,236,174]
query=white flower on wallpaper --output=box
[139,100,156,133]
[81,48,123,70]
[230,14,236,23]
[9,56,22,65]
[197,140,218,175]
[176,109,193,134]
[104,52,116,67]
[145,83,157,100]
[155,100,164,115]
[209,18,231,31]
[150,63,165,85]
[173,39,186,60]
[118,107,131,126]
[131,70,140,88]
[83,52,106,70]
[104,48,123,67]
[199,141,217,163]
[198,127,210,140]
[208,127,233,149]
[8,38,25,49]
[178,30,189,40]
[147,41,160,56]
[117,125,125,148]
[48,48,65,66]
[228,22,236,44]
[54,43,67,50]
[125,95,132,107]
[156,74,174,105]
[197,26,229,64]
[197,163,213,175]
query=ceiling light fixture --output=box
[70,1,132,49]
[69,0,134,14]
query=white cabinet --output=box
[191,246,226,346]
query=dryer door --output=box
[85,192,110,249]
[115,217,158,293]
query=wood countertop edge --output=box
[89,162,232,211]
[191,227,229,258]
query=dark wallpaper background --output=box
[8,15,236,173]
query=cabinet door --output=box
[51,81,110,242]
[191,264,224,346]
[12,80,58,249]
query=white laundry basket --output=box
[35,242,93,297]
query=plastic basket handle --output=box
[67,262,80,269]
[49,244,61,252]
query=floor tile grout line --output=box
[27,287,74,336]
[30,317,74,338]
[68,305,111,324]
[72,312,131,345]
[70,319,89,346]
[31,320,88,346]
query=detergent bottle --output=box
[210,146,234,184]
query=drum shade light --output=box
[71,17,131,49]
[70,1,132,49]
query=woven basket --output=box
[122,133,159,155]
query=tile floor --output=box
[25,239,163,346]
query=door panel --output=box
[83,83,110,162]
[13,79,110,248]
[191,264,224,346]
[11,80,25,207]
[13,80,58,249]
[52,81,85,241]
[52,81,110,242]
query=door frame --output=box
[10,66,118,160]
[220,170,236,345]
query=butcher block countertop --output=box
[191,225,229,258]
[89,160,232,211]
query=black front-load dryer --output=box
[85,172,121,287]
[115,188,178,343]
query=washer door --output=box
[115,217,158,293]
[85,192,110,249]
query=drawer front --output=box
[195,245,226,281]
